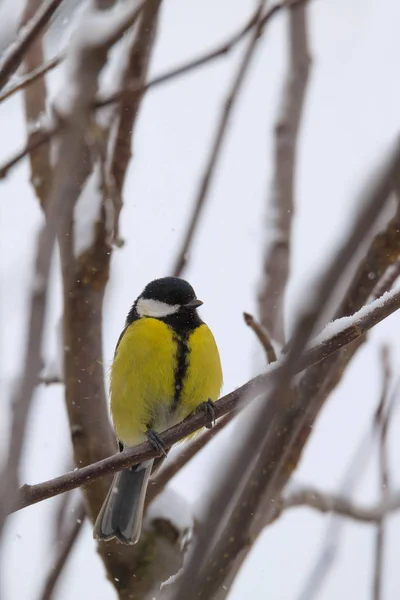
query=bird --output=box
[93,276,223,545]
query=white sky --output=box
[1,0,400,598]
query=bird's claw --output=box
[146,429,168,458]
[198,399,216,430]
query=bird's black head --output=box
[126,277,203,331]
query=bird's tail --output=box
[93,459,153,545]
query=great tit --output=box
[93,277,223,544]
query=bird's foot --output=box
[197,399,216,430]
[146,429,168,458]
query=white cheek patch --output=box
[136,298,180,318]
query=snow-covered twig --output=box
[0,0,311,186]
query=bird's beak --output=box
[185,299,203,309]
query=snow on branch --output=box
[13,286,400,513]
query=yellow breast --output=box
[110,318,177,446]
[110,318,223,447]
[175,324,223,422]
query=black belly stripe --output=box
[171,332,190,413]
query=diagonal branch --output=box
[0,0,64,92]
[39,502,86,600]
[0,54,62,105]
[174,136,400,600]
[13,286,400,512]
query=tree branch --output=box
[258,1,310,345]
[21,0,53,208]
[39,502,86,600]
[0,0,310,186]
[94,0,309,112]
[243,312,277,363]
[373,346,392,600]
[0,0,64,92]
[0,54,62,105]
[171,0,305,277]
[280,486,400,523]
[13,287,400,512]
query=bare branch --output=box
[171,0,304,277]
[0,0,64,92]
[39,502,86,600]
[243,312,277,363]
[258,1,310,345]
[12,287,400,516]
[373,346,392,600]
[94,0,309,112]
[280,486,400,523]
[108,0,160,243]
[0,54,62,105]
[0,0,311,186]
[0,124,56,180]
[21,0,53,208]
[296,374,400,600]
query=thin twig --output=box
[94,2,261,110]
[0,54,62,105]
[0,124,56,180]
[12,286,400,513]
[40,502,86,600]
[0,0,64,92]
[94,0,309,112]
[0,0,308,186]
[258,1,310,345]
[297,373,400,600]
[22,0,53,208]
[373,346,392,600]
[107,0,160,243]
[280,486,400,523]
[171,0,305,278]
[243,312,277,363]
